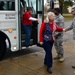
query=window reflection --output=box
[0,1,15,11]
[23,0,36,14]
[0,1,4,10]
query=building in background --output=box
[45,0,59,8]
[44,0,75,13]
[64,0,75,2]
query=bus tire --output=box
[0,37,6,60]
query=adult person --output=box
[22,7,39,47]
[54,8,65,62]
[39,12,65,74]
[65,5,75,68]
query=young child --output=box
[22,7,39,47]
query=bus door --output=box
[0,0,20,51]
[31,0,44,45]
[36,0,44,44]
[19,0,44,47]
[20,0,44,48]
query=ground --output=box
[0,21,75,75]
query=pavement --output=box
[0,21,75,75]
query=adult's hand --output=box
[40,42,43,45]
[63,28,68,32]
[37,19,40,23]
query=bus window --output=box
[20,0,36,14]
[25,0,36,14]
[20,0,36,17]
[0,0,15,11]
[0,1,4,10]
[9,2,15,10]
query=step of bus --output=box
[21,39,33,46]
[22,45,36,49]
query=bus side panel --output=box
[0,12,19,51]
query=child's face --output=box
[28,10,32,14]
[49,15,55,21]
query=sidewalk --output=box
[0,21,75,75]
[0,41,75,75]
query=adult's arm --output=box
[29,17,38,21]
[40,22,45,42]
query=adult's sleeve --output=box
[40,22,45,42]
[29,17,37,21]
[56,16,64,35]
[56,25,63,32]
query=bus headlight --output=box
[8,29,13,33]
[14,47,17,50]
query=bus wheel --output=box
[0,37,6,60]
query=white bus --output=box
[0,0,44,60]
